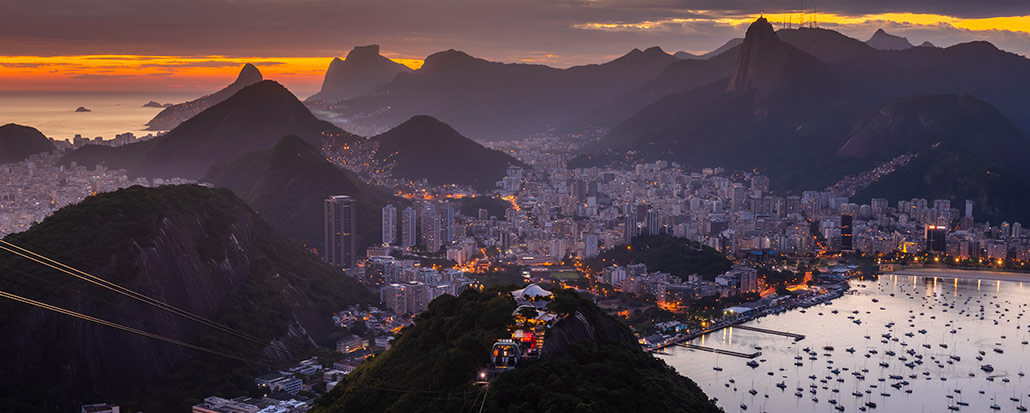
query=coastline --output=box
[889,267,1030,283]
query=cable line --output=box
[0,239,288,353]
[0,289,279,369]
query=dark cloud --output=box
[0,0,1026,65]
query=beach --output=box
[891,267,1030,283]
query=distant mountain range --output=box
[0,185,371,411]
[368,115,520,190]
[63,80,359,179]
[577,17,1030,222]
[0,123,53,163]
[315,46,678,139]
[206,135,403,252]
[307,45,412,103]
[145,63,264,131]
[866,28,914,50]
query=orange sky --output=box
[0,55,423,95]
[1,11,1027,95]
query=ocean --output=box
[0,91,199,141]
[660,272,1030,412]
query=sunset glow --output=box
[0,55,423,93]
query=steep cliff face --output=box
[0,185,371,411]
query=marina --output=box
[660,271,1030,412]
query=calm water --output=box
[661,273,1030,413]
[0,91,196,140]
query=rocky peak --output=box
[233,63,263,85]
[727,17,785,93]
[346,44,381,60]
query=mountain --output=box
[0,123,54,163]
[0,185,372,412]
[727,17,830,98]
[571,28,868,131]
[775,27,876,62]
[306,45,412,103]
[673,50,699,59]
[866,28,913,50]
[312,287,718,412]
[318,47,677,139]
[206,135,403,252]
[582,18,1030,222]
[838,95,1030,172]
[919,41,937,48]
[62,80,360,179]
[369,115,520,190]
[145,63,264,131]
[699,38,743,59]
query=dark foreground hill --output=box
[62,80,360,179]
[312,287,718,413]
[0,185,372,412]
[206,135,403,252]
[0,123,54,163]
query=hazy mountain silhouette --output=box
[866,28,913,50]
[63,80,359,179]
[306,45,412,102]
[369,115,520,190]
[206,135,402,252]
[320,47,677,139]
[0,123,54,163]
[145,63,263,130]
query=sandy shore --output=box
[888,267,1030,283]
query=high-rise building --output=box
[584,233,599,258]
[443,204,456,243]
[925,225,947,253]
[965,200,974,218]
[647,209,662,235]
[324,195,356,268]
[840,214,853,251]
[421,205,441,252]
[401,207,417,247]
[382,204,397,245]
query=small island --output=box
[142,101,171,108]
[74,106,91,112]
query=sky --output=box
[1,0,1028,96]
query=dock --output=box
[675,342,762,358]
[732,325,806,341]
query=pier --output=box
[675,343,762,358]
[732,325,806,341]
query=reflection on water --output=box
[660,273,1030,413]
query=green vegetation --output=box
[0,185,372,412]
[486,289,720,413]
[314,287,718,413]
[313,288,517,412]
[591,234,732,281]
[459,196,511,218]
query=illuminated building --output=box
[324,195,356,268]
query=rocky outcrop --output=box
[307,45,412,102]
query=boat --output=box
[713,366,723,371]
[747,360,760,368]
[982,364,995,373]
